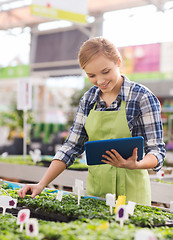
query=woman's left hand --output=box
[101,147,139,169]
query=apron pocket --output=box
[87,164,116,198]
[125,169,151,205]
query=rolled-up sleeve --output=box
[138,93,166,171]
[53,97,88,167]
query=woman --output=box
[18,37,165,205]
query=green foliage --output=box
[2,187,173,228]
[0,103,34,139]
[66,82,92,127]
[1,187,173,239]
[70,83,92,108]
[129,205,173,228]
[0,156,87,170]
[68,158,88,170]
[0,211,173,240]
[0,155,34,165]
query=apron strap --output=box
[93,102,97,110]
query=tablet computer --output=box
[84,136,144,166]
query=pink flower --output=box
[20,213,26,222]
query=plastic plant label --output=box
[106,193,116,215]
[74,179,84,205]
[1,152,8,158]
[56,191,63,202]
[156,170,164,179]
[75,179,84,190]
[170,201,173,213]
[72,187,86,196]
[134,229,158,240]
[0,196,17,215]
[25,218,39,237]
[17,209,30,232]
[116,205,128,228]
[17,78,32,110]
[127,201,136,215]
[29,149,41,163]
[115,195,126,213]
[0,179,4,185]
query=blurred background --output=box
[0,0,173,165]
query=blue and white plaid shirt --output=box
[53,75,165,171]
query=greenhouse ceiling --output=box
[0,0,172,30]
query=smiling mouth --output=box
[99,81,110,89]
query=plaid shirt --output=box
[53,75,165,171]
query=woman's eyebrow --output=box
[102,67,109,71]
[86,72,95,75]
[86,67,110,75]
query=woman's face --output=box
[84,54,122,94]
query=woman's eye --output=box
[88,75,95,78]
[103,70,110,74]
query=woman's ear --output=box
[117,58,122,67]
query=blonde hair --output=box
[78,37,121,69]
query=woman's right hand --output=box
[17,183,44,199]
[17,160,66,199]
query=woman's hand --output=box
[17,160,66,199]
[17,183,44,199]
[101,147,139,169]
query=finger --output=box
[101,159,114,166]
[17,188,25,198]
[105,150,117,159]
[102,154,114,163]
[31,191,37,199]
[23,185,31,196]
[17,189,22,198]
[19,185,31,198]
[110,149,122,159]
[132,147,138,159]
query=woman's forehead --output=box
[84,55,115,71]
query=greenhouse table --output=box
[150,181,173,205]
[0,162,173,204]
[0,162,88,190]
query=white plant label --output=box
[134,229,158,240]
[106,193,116,215]
[56,191,63,202]
[0,196,17,215]
[74,179,84,205]
[170,201,173,213]
[75,179,84,190]
[25,218,39,237]
[127,201,136,215]
[17,209,30,232]
[17,78,32,110]
[156,170,164,179]
[116,205,128,228]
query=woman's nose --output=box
[97,77,106,86]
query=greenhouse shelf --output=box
[0,162,87,190]
[0,162,173,205]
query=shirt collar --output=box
[117,75,132,102]
[89,87,101,105]
[89,74,132,105]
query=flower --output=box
[20,213,26,222]
[118,208,124,218]
[29,224,34,233]
[9,200,15,206]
